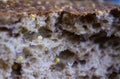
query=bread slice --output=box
[0,0,120,79]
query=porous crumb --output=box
[0,0,120,79]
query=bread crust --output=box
[0,0,120,16]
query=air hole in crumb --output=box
[102,20,108,23]
[62,13,76,26]
[52,39,58,42]
[0,27,11,32]
[83,25,88,30]
[107,65,114,71]
[24,32,37,41]
[110,9,120,18]
[12,33,20,37]
[90,31,107,43]
[118,67,120,74]
[0,27,20,37]
[54,50,75,70]
[12,62,22,75]
[91,75,100,79]
[72,61,78,67]
[20,27,28,34]
[89,31,108,48]
[33,72,39,78]
[0,59,9,70]
[26,62,30,67]
[90,31,120,49]
[50,63,65,71]
[23,47,32,58]
[92,23,101,29]
[107,36,120,48]
[62,30,81,42]
[54,63,65,71]
[108,72,118,79]
[12,62,22,79]
[82,48,87,52]
[45,50,49,54]
[30,57,37,63]
[91,48,95,52]
[59,49,75,60]
[79,60,86,65]
[80,13,97,23]
[79,76,89,79]
[39,27,52,38]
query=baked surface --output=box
[0,0,119,16]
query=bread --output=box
[0,0,120,79]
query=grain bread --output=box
[0,0,120,79]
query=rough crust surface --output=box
[0,0,120,16]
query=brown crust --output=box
[0,0,120,16]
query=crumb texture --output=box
[0,0,120,79]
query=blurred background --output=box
[0,0,120,4]
[105,0,120,4]
[71,0,120,4]
[85,0,120,4]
